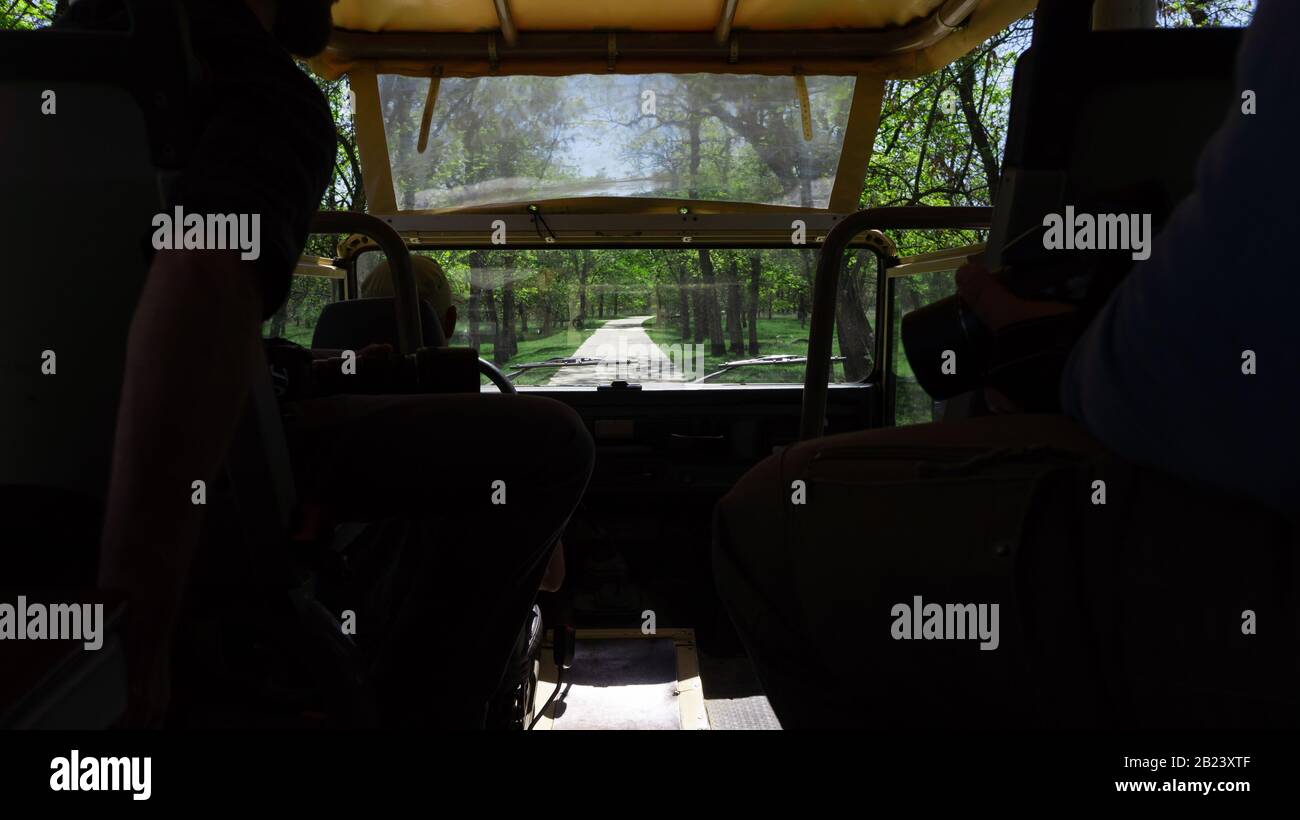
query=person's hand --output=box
[955,259,1076,414]
[955,259,1074,332]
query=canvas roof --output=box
[308,0,1035,217]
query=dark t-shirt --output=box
[1061,0,1298,514]
[56,0,336,318]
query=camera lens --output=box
[900,294,993,401]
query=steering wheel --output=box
[477,358,517,394]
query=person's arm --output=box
[955,261,1075,331]
[1060,0,1299,512]
[85,0,336,727]
[954,260,1075,413]
[98,249,264,726]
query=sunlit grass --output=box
[645,316,850,384]
[472,325,601,386]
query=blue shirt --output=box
[1061,0,1299,514]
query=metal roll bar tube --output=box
[311,211,423,355]
[798,206,993,441]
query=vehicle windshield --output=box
[350,247,878,387]
[378,73,856,210]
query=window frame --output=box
[337,240,889,390]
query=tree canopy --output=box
[2,0,1258,402]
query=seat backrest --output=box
[1,77,160,499]
[0,1,194,727]
[0,0,296,566]
[937,5,1241,420]
[0,0,198,499]
[311,296,448,350]
[988,16,1243,286]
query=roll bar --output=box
[798,206,992,440]
[310,211,422,355]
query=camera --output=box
[900,174,1164,411]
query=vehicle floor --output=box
[550,513,781,730]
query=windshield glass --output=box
[354,247,878,388]
[378,73,856,210]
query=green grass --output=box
[274,308,935,422]
[275,312,871,389]
[890,332,942,426]
[470,325,600,386]
[278,323,315,347]
[645,316,853,384]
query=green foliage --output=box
[374,73,855,209]
[477,325,600,387]
[1158,0,1254,27]
[0,0,57,30]
[3,2,1256,392]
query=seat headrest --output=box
[311,297,447,351]
[990,27,1244,277]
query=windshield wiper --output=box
[507,354,834,384]
[694,354,846,383]
[504,356,603,380]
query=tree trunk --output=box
[797,253,814,327]
[678,289,692,340]
[500,280,517,359]
[485,287,505,365]
[268,302,287,339]
[692,283,705,345]
[466,251,483,349]
[674,260,693,341]
[833,250,875,382]
[956,54,1001,203]
[747,253,761,355]
[725,257,745,355]
[576,252,589,327]
[697,249,725,356]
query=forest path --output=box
[546,316,684,386]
